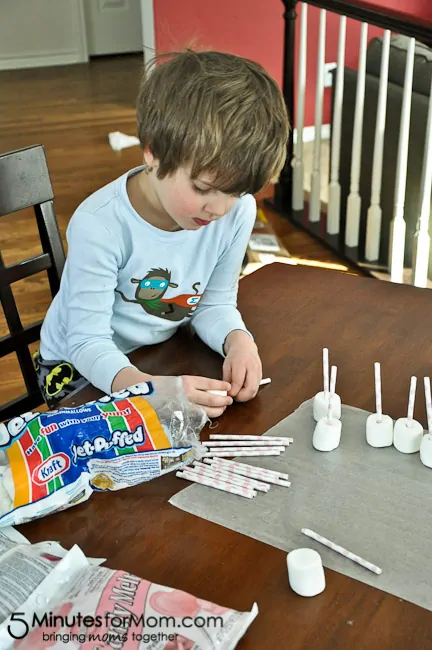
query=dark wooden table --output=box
[19,264,432,649]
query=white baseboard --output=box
[293,124,330,144]
[0,50,87,71]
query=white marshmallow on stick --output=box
[394,376,423,454]
[366,362,393,448]
[313,348,341,421]
[313,365,342,451]
[420,377,432,468]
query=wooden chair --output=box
[0,145,65,421]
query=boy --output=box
[36,49,289,418]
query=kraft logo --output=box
[32,453,70,485]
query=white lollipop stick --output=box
[327,365,337,423]
[374,362,382,422]
[323,348,329,397]
[407,376,417,427]
[424,377,432,434]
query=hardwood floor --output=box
[0,53,356,409]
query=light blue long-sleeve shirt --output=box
[40,166,256,394]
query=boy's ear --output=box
[143,146,158,168]
[131,278,141,284]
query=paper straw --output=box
[260,378,272,386]
[206,458,290,484]
[374,362,382,422]
[424,377,432,434]
[204,449,282,458]
[301,528,382,575]
[327,365,337,423]
[208,457,289,480]
[407,376,417,426]
[323,348,329,397]
[209,435,293,445]
[176,470,256,499]
[205,446,285,453]
[192,462,270,492]
[206,464,290,488]
[203,440,286,447]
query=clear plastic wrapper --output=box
[0,530,258,649]
[0,378,207,527]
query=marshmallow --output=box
[313,391,341,422]
[287,548,326,597]
[393,417,423,454]
[420,434,432,468]
[312,417,342,452]
[207,390,228,397]
[365,413,394,448]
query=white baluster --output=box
[412,74,432,288]
[309,8,326,223]
[389,38,415,283]
[292,2,308,212]
[365,29,391,262]
[327,15,347,235]
[345,22,368,247]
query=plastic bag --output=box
[0,378,208,527]
[0,530,258,650]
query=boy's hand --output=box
[222,330,262,401]
[181,376,233,418]
[112,368,232,418]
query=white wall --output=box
[0,0,88,70]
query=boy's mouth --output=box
[193,218,211,226]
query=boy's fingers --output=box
[204,405,228,418]
[188,375,231,392]
[236,369,260,402]
[229,364,247,397]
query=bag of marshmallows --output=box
[0,378,207,527]
[0,528,258,649]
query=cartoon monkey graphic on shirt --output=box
[116,268,202,321]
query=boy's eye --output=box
[193,185,211,195]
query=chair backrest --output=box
[0,145,65,421]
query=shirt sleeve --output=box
[189,195,256,356]
[64,210,134,394]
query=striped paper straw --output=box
[374,362,382,422]
[208,457,289,480]
[191,463,270,492]
[301,528,382,575]
[205,446,285,453]
[204,449,282,458]
[323,348,329,397]
[207,464,290,488]
[176,471,256,499]
[424,377,432,434]
[327,365,337,423]
[203,440,287,447]
[407,376,417,427]
[209,435,293,445]
[206,458,290,484]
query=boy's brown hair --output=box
[136,49,290,196]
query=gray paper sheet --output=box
[169,400,432,611]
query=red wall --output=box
[154,0,432,128]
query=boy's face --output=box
[149,164,241,231]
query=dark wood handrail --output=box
[305,0,432,45]
[273,0,432,228]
